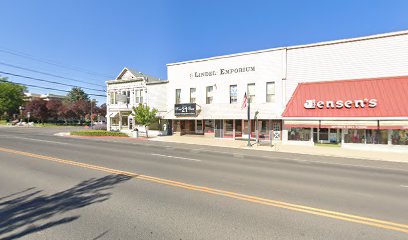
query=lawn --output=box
[70,130,128,137]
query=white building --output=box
[106,67,168,133]
[164,30,408,149]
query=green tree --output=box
[131,104,158,138]
[0,77,26,120]
[66,87,89,102]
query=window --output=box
[135,89,143,104]
[266,82,275,103]
[229,85,237,104]
[288,128,311,141]
[110,92,116,104]
[122,90,130,104]
[206,86,213,104]
[190,88,196,103]
[391,130,408,145]
[344,129,366,143]
[175,89,181,104]
[247,83,255,103]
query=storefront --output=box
[282,76,408,150]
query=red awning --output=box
[282,76,408,118]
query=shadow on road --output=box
[0,174,131,240]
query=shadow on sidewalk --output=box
[0,174,131,240]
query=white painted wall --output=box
[166,50,284,120]
[286,32,408,100]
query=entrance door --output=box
[272,121,281,140]
[215,120,224,138]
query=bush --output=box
[70,130,128,137]
[91,123,107,130]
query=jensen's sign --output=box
[304,99,377,109]
[175,103,197,116]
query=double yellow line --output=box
[1,146,407,234]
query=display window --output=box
[391,130,408,145]
[288,128,311,141]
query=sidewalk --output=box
[151,135,408,163]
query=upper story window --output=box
[110,92,116,104]
[190,88,196,103]
[247,83,255,103]
[175,89,181,104]
[206,86,213,104]
[230,85,237,104]
[122,90,130,104]
[135,89,143,104]
[266,82,275,103]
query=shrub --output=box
[91,123,107,130]
[70,130,128,137]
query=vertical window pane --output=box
[266,82,275,103]
[230,85,237,104]
[190,88,196,103]
[206,86,213,104]
[247,83,255,103]
[176,89,181,104]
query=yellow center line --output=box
[0,146,407,234]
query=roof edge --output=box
[167,29,408,66]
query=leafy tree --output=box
[25,98,49,123]
[0,77,26,120]
[131,104,158,138]
[46,99,63,122]
[66,87,89,102]
[70,99,90,124]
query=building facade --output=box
[163,30,408,149]
[106,67,168,133]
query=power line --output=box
[0,70,106,93]
[0,48,114,79]
[0,62,105,88]
[0,79,106,97]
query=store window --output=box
[288,128,311,141]
[344,129,366,143]
[205,120,214,133]
[135,89,143,104]
[175,89,181,104]
[190,88,196,103]
[266,82,275,103]
[247,83,255,103]
[225,120,234,137]
[111,116,119,126]
[230,85,237,104]
[366,130,388,144]
[391,130,408,145]
[197,120,203,132]
[206,86,213,104]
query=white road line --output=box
[13,136,70,145]
[151,153,201,162]
[400,185,408,188]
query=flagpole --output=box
[247,97,251,147]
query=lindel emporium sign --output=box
[190,66,255,78]
[304,98,378,109]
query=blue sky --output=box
[1,0,407,103]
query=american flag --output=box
[241,92,248,110]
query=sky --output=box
[0,0,408,104]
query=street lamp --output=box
[18,106,25,123]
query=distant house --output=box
[24,92,65,102]
[106,67,168,133]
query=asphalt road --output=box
[0,127,407,240]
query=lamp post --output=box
[18,106,25,123]
[90,99,96,129]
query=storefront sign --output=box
[304,99,377,109]
[175,103,197,116]
[190,66,255,79]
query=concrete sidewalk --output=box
[151,135,408,163]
